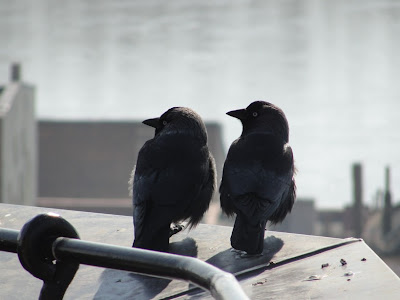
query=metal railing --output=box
[0,213,248,300]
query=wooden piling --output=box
[382,166,392,235]
[10,63,21,82]
[352,163,363,237]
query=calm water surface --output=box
[1,0,399,208]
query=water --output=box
[1,0,400,209]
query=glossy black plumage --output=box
[131,107,216,252]
[220,101,296,254]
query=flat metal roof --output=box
[1,203,399,299]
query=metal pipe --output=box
[0,228,19,253]
[0,227,248,299]
[53,237,248,300]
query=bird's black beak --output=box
[226,109,246,121]
[142,117,159,128]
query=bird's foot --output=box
[169,223,185,237]
[230,248,246,254]
[239,252,263,258]
[230,248,263,258]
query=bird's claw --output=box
[230,248,246,254]
[169,223,185,237]
[240,252,263,258]
[230,248,263,258]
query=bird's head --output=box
[227,101,290,142]
[143,107,208,141]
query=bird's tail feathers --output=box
[231,211,267,255]
[133,205,171,252]
[133,224,170,252]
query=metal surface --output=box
[1,203,399,299]
[237,240,398,300]
[0,210,247,300]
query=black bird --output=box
[131,107,216,252]
[219,101,296,255]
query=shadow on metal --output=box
[0,213,248,300]
[160,235,285,299]
[94,237,199,299]
[162,237,362,299]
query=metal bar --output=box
[0,228,19,253]
[0,226,248,300]
[52,237,248,300]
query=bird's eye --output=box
[252,112,258,117]
[162,120,168,126]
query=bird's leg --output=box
[169,223,185,237]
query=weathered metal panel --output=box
[0,204,399,299]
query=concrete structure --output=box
[37,120,225,221]
[363,205,400,256]
[0,64,37,206]
[270,198,317,235]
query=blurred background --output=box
[0,0,399,273]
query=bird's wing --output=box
[132,167,158,242]
[224,161,291,199]
[269,144,296,223]
[132,136,211,240]
[220,135,294,220]
[185,152,217,227]
[222,162,292,219]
